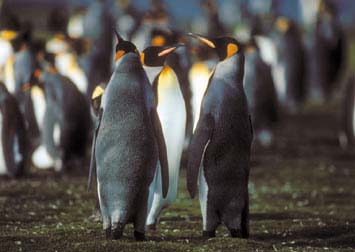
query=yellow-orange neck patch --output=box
[226,43,239,59]
[115,50,125,61]
[92,85,104,100]
[0,30,17,41]
[140,52,145,65]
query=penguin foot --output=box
[146,223,157,231]
[134,231,146,241]
[112,224,124,240]
[105,228,112,239]
[229,229,242,238]
[202,230,216,238]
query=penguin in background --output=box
[270,16,306,113]
[0,29,16,93]
[83,0,115,99]
[141,45,187,229]
[311,0,345,101]
[339,74,355,149]
[0,81,29,177]
[11,23,41,151]
[89,32,169,240]
[243,38,279,147]
[149,28,194,147]
[187,33,253,238]
[28,54,91,172]
[188,43,218,132]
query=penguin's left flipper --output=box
[187,113,214,199]
[150,109,169,198]
[87,109,103,192]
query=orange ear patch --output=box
[34,69,42,79]
[226,43,239,58]
[140,52,145,64]
[151,35,166,46]
[115,50,125,61]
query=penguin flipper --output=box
[87,109,102,192]
[150,109,169,198]
[187,113,214,199]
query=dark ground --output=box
[0,100,355,252]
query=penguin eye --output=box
[226,43,239,59]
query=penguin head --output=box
[274,16,290,33]
[114,30,139,62]
[140,45,179,67]
[188,33,243,61]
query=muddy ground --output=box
[0,101,355,252]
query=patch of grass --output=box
[1,106,355,251]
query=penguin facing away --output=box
[141,45,187,229]
[187,33,253,238]
[90,32,169,240]
[339,74,355,148]
[0,82,29,177]
[28,58,91,172]
[243,39,279,147]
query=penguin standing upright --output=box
[141,45,187,229]
[243,39,279,147]
[11,24,41,150]
[187,34,253,238]
[89,33,169,240]
[339,74,355,148]
[29,55,91,172]
[312,0,345,101]
[0,82,29,177]
[83,0,115,99]
[273,16,306,112]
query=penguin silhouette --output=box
[141,45,187,229]
[89,32,169,240]
[339,74,355,148]
[187,33,253,238]
[312,0,345,101]
[243,39,279,147]
[0,82,29,177]
[29,55,91,172]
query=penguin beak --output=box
[187,33,216,48]
[158,46,177,57]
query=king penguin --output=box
[141,45,187,229]
[187,33,253,238]
[339,74,355,149]
[243,39,279,147]
[28,55,91,172]
[0,82,29,177]
[88,32,169,240]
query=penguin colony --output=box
[0,0,350,241]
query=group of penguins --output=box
[0,0,354,241]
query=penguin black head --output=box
[187,33,242,61]
[114,30,139,62]
[141,45,179,67]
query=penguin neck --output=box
[114,53,142,74]
[214,53,244,86]
[143,65,164,84]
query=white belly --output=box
[198,167,209,230]
[0,112,6,175]
[31,86,46,130]
[55,53,88,93]
[32,145,54,169]
[189,62,213,132]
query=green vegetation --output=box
[1,105,355,252]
